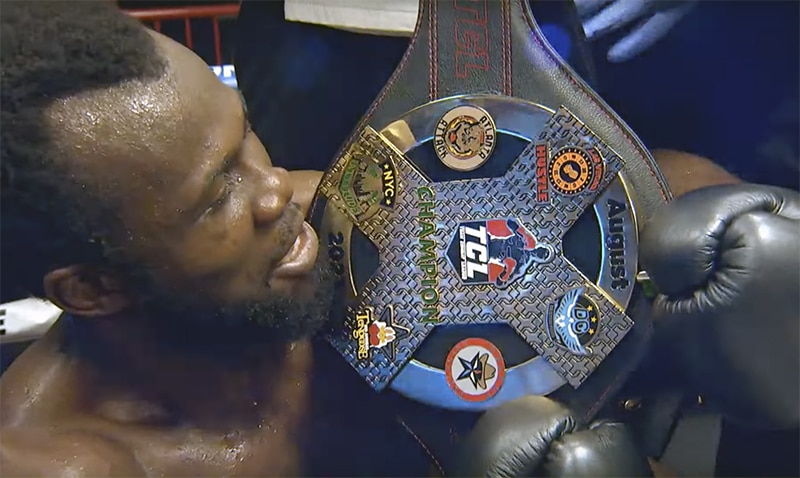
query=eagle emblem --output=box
[550,286,599,355]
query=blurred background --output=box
[117,0,240,65]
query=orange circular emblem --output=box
[548,147,594,195]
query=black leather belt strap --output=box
[341,0,671,220]
[313,0,672,427]
[303,1,678,468]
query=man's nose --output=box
[251,166,293,226]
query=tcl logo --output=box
[460,224,488,280]
[453,0,489,79]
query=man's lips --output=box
[272,221,319,278]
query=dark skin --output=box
[1,31,335,477]
[0,28,741,477]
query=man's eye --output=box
[206,172,240,215]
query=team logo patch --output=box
[445,338,506,402]
[447,218,554,288]
[546,286,600,356]
[433,105,497,171]
[337,155,397,221]
[548,147,604,196]
[350,305,410,361]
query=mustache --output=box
[267,201,304,271]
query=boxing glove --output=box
[452,396,653,477]
[640,184,800,430]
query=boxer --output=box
[2,2,797,477]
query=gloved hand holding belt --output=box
[452,180,799,477]
[453,395,654,477]
[640,183,800,430]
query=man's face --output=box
[45,32,332,343]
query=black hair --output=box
[0,1,168,302]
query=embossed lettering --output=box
[382,167,395,200]
[460,225,489,279]
[417,187,440,323]
[606,198,630,290]
[453,0,489,79]
[354,308,371,359]
[434,119,449,158]
[535,144,549,202]
[588,149,605,191]
[327,232,346,279]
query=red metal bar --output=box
[212,17,222,66]
[125,4,240,22]
[184,17,193,49]
[125,4,239,65]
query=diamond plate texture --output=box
[318,107,634,390]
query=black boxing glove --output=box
[640,184,800,430]
[452,396,653,477]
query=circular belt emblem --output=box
[445,338,506,402]
[311,95,642,411]
[549,147,593,195]
[546,286,600,356]
[434,105,497,171]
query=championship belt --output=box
[309,0,671,421]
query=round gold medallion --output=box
[433,105,497,171]
[548,147,594,195]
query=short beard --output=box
[125,252,336,361]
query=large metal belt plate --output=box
[309,0,669,412]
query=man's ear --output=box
[43,265,132,317]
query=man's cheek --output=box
[169,231,252,281]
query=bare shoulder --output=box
[1,427,145,477]
[651,149,740,198]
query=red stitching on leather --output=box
[584,321,653,422]
[432,0,439,98]
[397,416,446,476]
[500,0,511,96]
[515,0,667,202]
[513,0,664,421]
[328,0,426,160]
[504,0,513,96]
[500,0,505,94]
[428,0,434,100]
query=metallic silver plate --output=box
[312,94,639,411]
